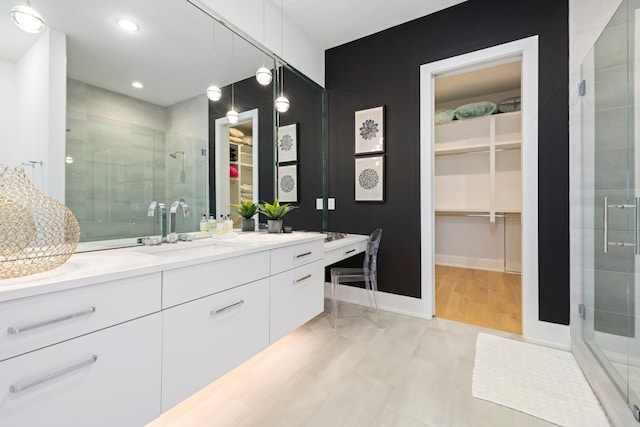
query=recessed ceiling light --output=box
[117,18,139,32]
[131,81,143,89]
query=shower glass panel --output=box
[582,0,640,413]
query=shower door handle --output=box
[603,196,639,254]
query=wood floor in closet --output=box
[435,265,522,334]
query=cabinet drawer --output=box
[0,313,162,427]
[270,260,324,343]
[324,240,368,266]
[270,240,324,275]
[0,273,161,361]
[161,277,270,411]
[162,251,270,308]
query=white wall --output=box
[0,59,16,153]
[196,0,325,86]
[5,29,67,202]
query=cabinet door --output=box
[0,313,162,427]
[270,260,324,343]
[161,278,270,411]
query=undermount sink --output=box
[131,239,234,258]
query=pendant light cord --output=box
[231,34,235,109]
[280,0,284,97]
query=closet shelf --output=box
[435,110,522,128]
[435,209,521,217]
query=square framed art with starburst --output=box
[277,123,297,163]
[355,106,384,155]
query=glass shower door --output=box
[582,0,640,415]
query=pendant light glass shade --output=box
[207,85,222,101]
[275,96,290,113]
[256,67,273,85]
[11,4,45,33]
[226,110,239,124]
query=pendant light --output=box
[226,34,239,124]
[11,1,45,34]
[275,0,290,112]
[207,21,222,101]
[255,0,273,86]
[275,64,290,113]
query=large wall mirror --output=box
[0,0,326,251]
[0,0,288,249]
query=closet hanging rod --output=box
[435,211,521,218]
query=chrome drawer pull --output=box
[295,274,312,284]
[7,306,97,335]
[295,251,312,259]
[211,300,245,316]
[344,249,356,255]
[10,354,98,394]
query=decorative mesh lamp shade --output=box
[0,165,80,279]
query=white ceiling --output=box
[273,0,468,50]
[0,0,473,106]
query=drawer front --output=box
[161,278,270,411]
[324,240,368,266]
[270,240,324,275]
[270,260,324,343]
[0,313,162,427]
[162,251,270,308]
[0,273,161,362]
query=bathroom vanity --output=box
[0,232,365,426]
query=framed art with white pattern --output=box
[355,106,384,155]
[355,155,384,202]
[277,123,297,163]
[278,164,298,202]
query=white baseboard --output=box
[324,282,432,319]
[435,254,504,272]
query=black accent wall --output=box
[325,0,569,324]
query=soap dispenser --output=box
[226,214,233,232]
[208,214,216,232]
[200,214,209,233]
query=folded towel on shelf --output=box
[240,184,253,191]
[229,136,243,143]
[229,128,245,138]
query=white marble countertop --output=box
[0,231,326,303]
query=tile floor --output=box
[148,301,562,427]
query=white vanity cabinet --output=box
[0,313,162,427]
[160,251,271,411]
[269,240,324,343]
[0,272,161,361]
[161,277,270,411]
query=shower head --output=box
[169,151,184,159]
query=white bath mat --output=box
[472,333,609,427]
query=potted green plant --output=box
[231,199,259,231]
[257,198,296,233]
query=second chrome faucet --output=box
[147,199,190,243]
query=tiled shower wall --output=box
[65,79,208,242]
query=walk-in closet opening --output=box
[432,58,523,334]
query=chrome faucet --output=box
[147,201,168,242]
[168,199,190,242]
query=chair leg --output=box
[331,277,338,329]
[364,277,375,312]
[369,278,384,329]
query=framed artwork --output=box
[277,123,297,163]
[355,106,384,155]
[278,164,298,202]
[355,155,384,202]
